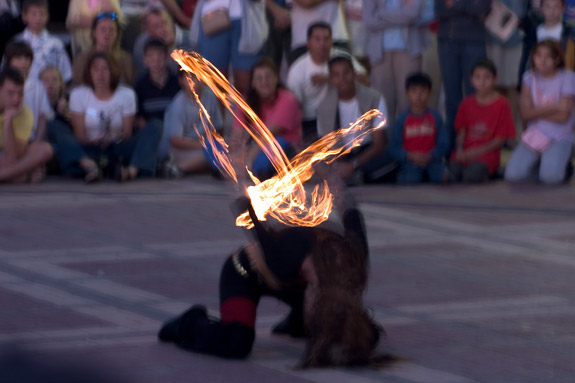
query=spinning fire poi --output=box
[158,50,391,367]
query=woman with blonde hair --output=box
[66,0,123,55]
[72,11,134,86]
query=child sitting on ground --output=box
[450,59,516,183]
[390,72,450,184]
[4,40,54,141]
[161,71,224,177]
[13,0,72,84]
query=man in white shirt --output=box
[287,21,366,144]
[315,54,397,184]
[290,0,349,62]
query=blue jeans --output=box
[397,159,447,184]
[438,40,487,143]
[198,19,260,71]
[504,140,574,185]
[48,119,162,178]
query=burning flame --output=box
[171,50,385,228]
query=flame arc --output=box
[171,50,385,229]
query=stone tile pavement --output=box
[0,178,574,382]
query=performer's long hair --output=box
[301,222,382,367]
[244,197,385,367]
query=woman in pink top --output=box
[231,58,302,180]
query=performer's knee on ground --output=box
[221,323,255,359]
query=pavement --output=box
[0,177,574,383]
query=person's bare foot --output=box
[29,167,45,184]
[79,158,101,183]
[117,166,138,182]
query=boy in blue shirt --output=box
[390,73,450,184]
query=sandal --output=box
[115,165,138,183]
[84,166,101,184]
[81,160,101,184]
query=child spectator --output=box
[49,52,160,183]
[66,0,122,55]
[435,0,491,138]
[161,71,224,177]
[0,67,53,183]
[520,0,575,82]
[390,72,449,184]
[134,38,179,129]
[72,11,134,86]
[505,39,575,185]
[4,40,54,141]
[450,60,516,183]
[14,0,73,84]
[133,8,178,78]
[39,66,69,123]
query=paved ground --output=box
[0,177,574,382]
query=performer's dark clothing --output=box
[158,208,367,359]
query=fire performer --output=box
[158,170,385,367]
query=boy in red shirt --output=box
[450,59,516,183]
[390,73,450,184]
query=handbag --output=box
[201,1,231,37]
[484,0,519,42]
[521,128,552,153]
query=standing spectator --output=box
[189,0,269,96]
[162,71,224,176]
[66,0,122,56]
[435,0,491,140]
[363,0,430,128]
[72,11,135,86]
[49,52,161,182]
[0,0,25,58]
[159,0,192,28]
[13,0,73,84]
[505,40,575,185]
[264,0,291,70]
[316,54,392,185]
[485,0,525,134]
[287,22,367,144]
[134,38,179,135]
[289,0,349,63]
[450,60,516,183]
[133,8,178,78]
[4,40,54,141]
[40,65,69,123]
[390,72,449,184]
[231,58,302,180]
[0,67,53,183]
[344,0,368,67]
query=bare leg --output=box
[0,142,53,183]
[177,151,211,174]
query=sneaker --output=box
[161,160,183,179]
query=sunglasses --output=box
[95,12,118,22]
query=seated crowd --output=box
[0,0,574,186]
